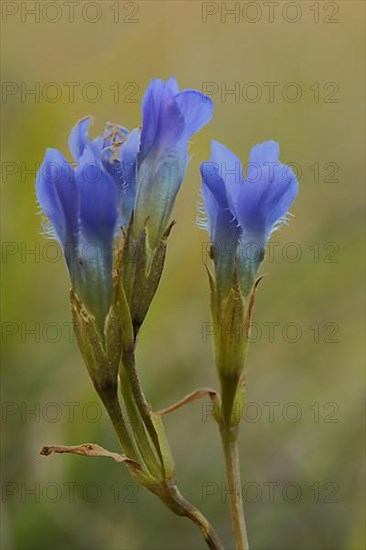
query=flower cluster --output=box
[36,79,213,330]
[36,76,299,550]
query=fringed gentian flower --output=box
[134,78,214,248]
[35,82,225,550]
[200,141,298,549]
[36,144,118,331]
[36,78,213,332]
[200,140,298,298]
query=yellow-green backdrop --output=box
[1,1,365,549]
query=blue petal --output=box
[36,148,79,280]
[202,178,241,299]
[68,117,93,161]
[237,141,298,242]
[154,84,185,153]
[119,128,140,227]
[166,77,180,95]
[201,144,242,297]
[134,148,188,246]
[136,79,213,247]
[201,176,239,246]
[209,141,243,217]
[76,145,117,245]
[36,149,68,244]
[248,140,279,165]
[76,145,118,328]
[201,175,219,241]
[140,79,165,157]
[36,149,78,242]
[175,91,213,140]
[200,160,228,210]
[140,79,184,159]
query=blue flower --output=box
[36,138,118,330]
[36,78,213,326]
[134,78,214,247]
[201,140,298,297]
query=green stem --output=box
[120,356,224,549]
[220,425,249,550]
[153,481,224,550]
[99,393,139,463]
[123,349,166,471]
[119,364,162,478]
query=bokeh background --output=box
[1,1,365,549]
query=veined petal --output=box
[202,177,241,300]
[237,141,298,293]
[140,79,185,159]
[202,177,240,248]
[119,128,140,227]
[262,163,298,229]
[36,149,68,244]
[153,85,185,154]
[76,145,118,329]
[68,117,93,161]
[200,160,228,208]
[36,148,79,281]
[201,171,219,240]
[135,148,187,246]
[77,145,117,246]
[137,78,212,247]
[209,140,243,217]
[36,148,78,241]
[140,79,165,157]
[237,141,298,242]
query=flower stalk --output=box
[200,140,298,548]
[119,351,224,549]
[220,426,249,550]
[36,78,222,549]
[35,73,299,550]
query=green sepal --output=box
[208,262,264,427]
[105,286,122,375]
[205,262,217,323]
[218,266,248,375]
[106,230,135,356]
[70,289,118,399]
[122,220,175,335]
[131,221,175,333]
[150,411,175,481]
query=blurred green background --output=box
[1,1,365,549]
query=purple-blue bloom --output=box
[36,78,213,327]
[36,141,118,330]
[134,78,213,246]
[201,140,298,297]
